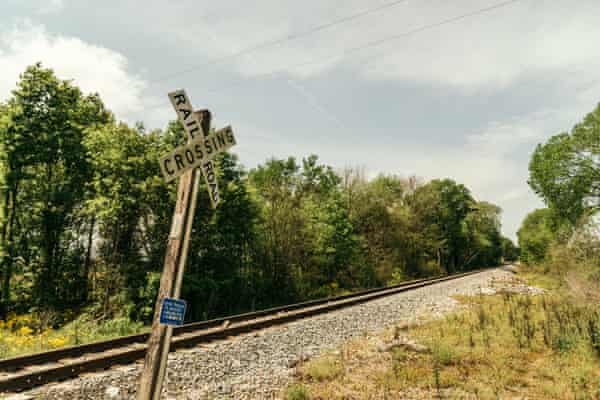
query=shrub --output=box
[303,356,343,381]
[432,342,459,366]
[285,384,310,400]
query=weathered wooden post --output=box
[136,90,237,400]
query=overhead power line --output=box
[202,0,522,93]
[140,0,523,114]
[150,0,411,84]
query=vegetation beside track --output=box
[285,273,600,399]
[0,313,145,359]
[0,64,512,358]
[285,99,600,399]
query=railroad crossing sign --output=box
[137,90,238,400]
[159,125,236,182]
[167,90,237,207]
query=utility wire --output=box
[140,0,523,113]
[150,0,411,84]
[202,0,522,93]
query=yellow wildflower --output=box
[48,337,67,348]
[19,326,33,336]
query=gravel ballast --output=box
[24,268,522,400]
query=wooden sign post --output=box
[136,90,237,400]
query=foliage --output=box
[529,103,600,224]
[0,63,111,314]
[0,311,145,358]
[301,354,344,382]
[285,384,310,400]
[292,292,600,399]
[520,100,599,294]
[501,236,519,262]
[517,208,556,265]
[0,64,508,349]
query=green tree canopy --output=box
[529,103,600,224]
[0,63,111,312]
[517,208,555,265]
[0,63,508,324]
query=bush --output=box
[432,342,459,366]
[285,384,310,400]
[302,355,343,382]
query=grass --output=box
[285,384,310,400]
[301,354,344,382]
[285,276,600,399]
[0,312,147,359]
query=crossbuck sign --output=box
[163,90,237,196]
[159,125,236,182]
[137,89,238,400]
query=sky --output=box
[1,0,600,241]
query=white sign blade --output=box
[168,89,203,140]
[160,126,236,182]
[193,110,220,208]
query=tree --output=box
[464,201,503,268]
[409,179,475,272]
[83,122,161,317]
[183,151,259,321]
[347,174,412,281]
[529,103,600,224]
[0,64,508,325]
[517,208,555,265]
[249,157,304,304]
[501,237,519,262]
[0,64,110,314]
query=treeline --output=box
[518,102,599,273]
[0,64,512,324]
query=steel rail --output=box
[0,269,487,394]
[0,275,437,372]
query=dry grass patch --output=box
[301,354,344,382]
[285,292,600,399]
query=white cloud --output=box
[0,21,147,121]
[360,1,600,91]
[5,0,65,15]
[159,0,600,92]
[145,0,600,240]
[37,0,65,14]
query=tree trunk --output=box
[1,184,18,318]
[0,191,11,318]
[82,215,95,303]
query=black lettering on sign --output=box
[203,162,216,183]
[164,159,174,175]
[184,149,194,164]
[216,131,226,147]
[194,143,204,159]
[180,108,191,121]
[225,128,234,143]
[204,139,213,154]
[173,94,186,105]
[211,136,218,151]
[210,183,218,201]
[189,126,199,137]
[174,154,185,170]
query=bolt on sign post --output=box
[136,90,237,400]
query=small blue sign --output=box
[159,298,187,326]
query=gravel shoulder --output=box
[21,267,519,400]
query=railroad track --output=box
[0,269,488,394]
